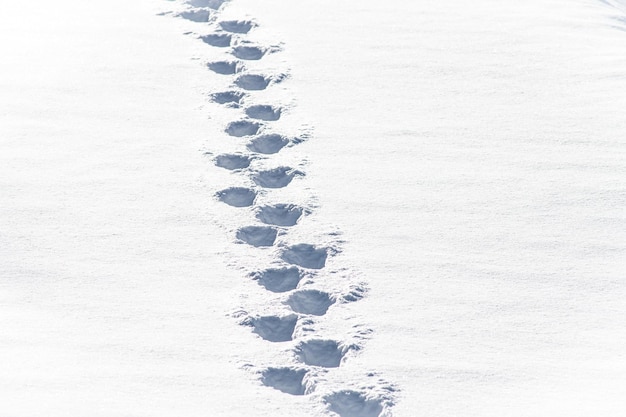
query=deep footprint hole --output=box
[286,289,334,316]
[324,390,384,417]
[261,367,308,396]
[225,120,261,137]
[281,244,328,269]
[215,154,251,170]
[243,314,298,342]
[247,134,289,154]
[207,61,241,75]
[235,74,270,91]
[219,20,255,34]
[252,266,303,293]
[252,167,301,188]
[201,33,232,47]
[245,105,281,121]
[187,0,226,9]
[179,9,210,22]
[216,187,256,207]
[255,203,303,226]
[295,339,345,368]
[236,226,277,247]
[211,90,245,105]
[232,45,266,60]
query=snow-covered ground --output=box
[1,0,625,416]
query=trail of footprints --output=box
[168,1,395,415]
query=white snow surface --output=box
[1,0,626,416]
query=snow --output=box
[1,0,625,416]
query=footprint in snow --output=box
[324,390,385,417]
[236,226,278,247]
[207,61,243,75]
[286,289,334,316]
[178,9,210,22]
[232,45,267,60]
[281,243,328,269]
[295,339,346,368]
[261,367,308,396]
[216,187,256,207]
[235,74,271,91]
[241,314,298,342]
[211,90,245,105]
[247,134,289,154]
[251,266,304,293]
[214,153,251,170]
[201,33,232,48]
[186,0,226,8]
[245,105,281,121]
[225,120,261,137]
[220,20,256,34]
[255,203,304,226]
[252,167,303,188]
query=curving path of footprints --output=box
[165,1,396,415]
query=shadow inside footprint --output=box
[216,187,256,207]
[225,120,261,137]
[219,20,255,34]
[243,314,298,342]
[211,91,245,105]
[179,9,210,22]
[245,105,281,121]
[256,203,303,226]
[207,61,240,75]
[201,33,232,47]
[281,244,327,269]
[215,154,251,170]
[232,45,266,60]
[236,226,277,247]
[286,290,334,316]
[261,367,308,396]
[252,167,302,188]
[235,74,270,91]
[295,339,345,368]
[252,266,303,293]
[247,134,289,154]
[324,391,384,417]
[187,0,225,8]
